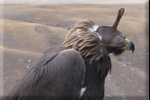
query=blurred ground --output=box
[0,4,149,100]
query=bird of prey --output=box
[7,8,135,100]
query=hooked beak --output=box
[121,39,135,53]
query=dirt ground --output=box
[0,4,149,100]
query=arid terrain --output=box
[0,4,149,100]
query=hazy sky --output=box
[1,0,148,4]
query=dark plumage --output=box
[8,48,85,100]
[6,8,135,100]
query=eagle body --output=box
[6,8,135,100]
[7,45,111,100]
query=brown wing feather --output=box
[8,49,85,100]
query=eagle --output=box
[6,8,135,100]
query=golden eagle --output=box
[7,8,134,100]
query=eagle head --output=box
[63,8,135,64]
[96,8,135,55]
